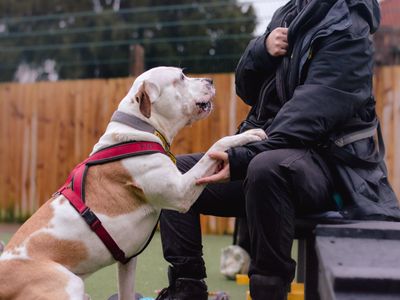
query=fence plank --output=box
[375,66,400,198]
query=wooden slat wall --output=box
[375,66,400,199]
[0,68,399,233]
[0,78,132,221]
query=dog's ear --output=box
[134,81,159,118]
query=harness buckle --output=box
[81,207,101,229]
[52,191,61,198]
[53,185,68,198]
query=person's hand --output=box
[196,151,230,185]
[266,27,288,57]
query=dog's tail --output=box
[0,241,4,254]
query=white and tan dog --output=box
[0,67,266,300]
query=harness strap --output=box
[57,140,167,264]
[61,188,130,264]
[72,142,166,201]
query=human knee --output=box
[246,151,284,188]
[244,150,290,212]
[177,153,204,173]
[176,154,194,173]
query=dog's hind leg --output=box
[56,264,86,300]
[84,294,92,300]
[0,259,86,300]
[118,257,137,300]
[29,263,86,300]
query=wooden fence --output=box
[0,67,399,234]
[375,67,400,202]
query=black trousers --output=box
[160,148,337,283]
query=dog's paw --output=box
[212,129,267,152]
[240,128,267,142]
[227,129,267,147]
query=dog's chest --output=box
[58,158,157,258]
[72,160,160,270]
[84,160,148,216]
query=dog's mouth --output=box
[196,101,213,113]
[194,86,215,117]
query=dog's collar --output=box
[111,111,176,164]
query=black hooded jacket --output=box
[229,0,400,220]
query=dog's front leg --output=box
[156,129,267,212]
[118,257,137,300]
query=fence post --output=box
[130,44,145,77]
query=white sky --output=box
[248,0,383,35]
[241,0,289,35]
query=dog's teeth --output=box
[197,102,211,111]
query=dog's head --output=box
[125,67,215,127]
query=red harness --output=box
[56,141,167,264]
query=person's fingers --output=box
[271,49,284,57]
[281,35,288,43]
[280,41,288,49]
[275,27,288,37]
[274,40,288,54]
[208,151,228,161]
[277,49,287,56]
[277,28,288,43]
[196,172,226,185]
[195,151,230,185]
[267,28,290,57]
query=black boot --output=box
[155,266,208,300]
[249,274,288,300]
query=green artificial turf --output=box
[0,231,297,300]
[85,233,251,299]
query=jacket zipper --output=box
[294,5,353,87]
[257,76,275,120]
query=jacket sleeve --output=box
[228,29,374,180]
[235,31,281,106]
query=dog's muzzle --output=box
[196,101,213,113]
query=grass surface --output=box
[84,233,250,300]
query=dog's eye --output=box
[180,74,185,81]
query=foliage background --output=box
[0,0,257,82]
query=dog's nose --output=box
[204,78,213,85]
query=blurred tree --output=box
[0,0,256,82]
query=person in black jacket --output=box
[155,1,400,299]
